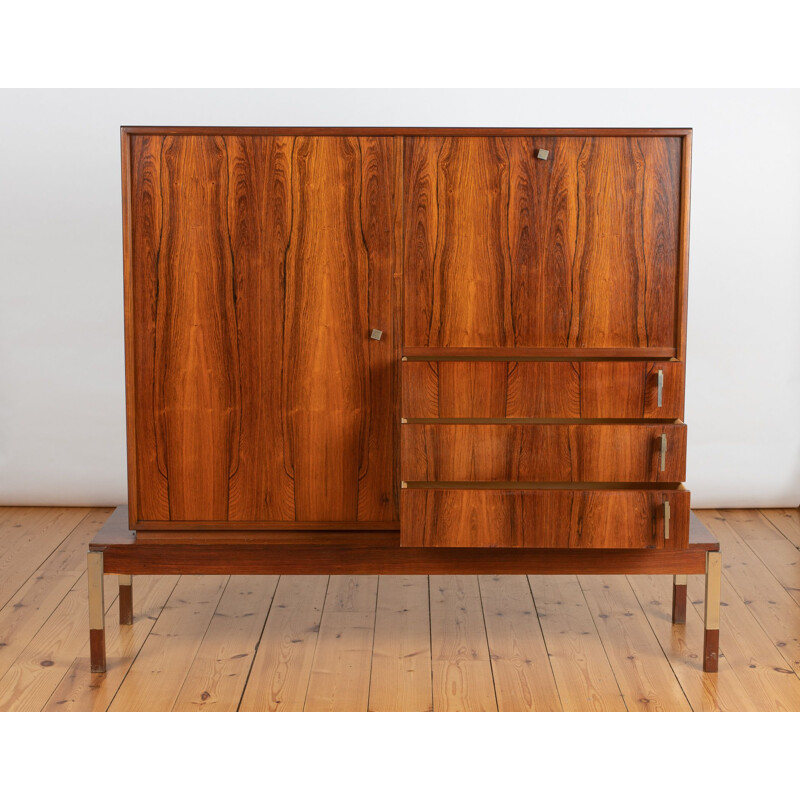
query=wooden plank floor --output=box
[1,507,799,712]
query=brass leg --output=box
[672,575,687,624]
[119,575,133,625]
[88,551,106,673]
[703,552,721,672]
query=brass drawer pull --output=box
[660,433,667,472]
[657,369,664,408]
[664,500,670,540]
[370,329,383,341]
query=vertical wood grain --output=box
[368,575,433,711]
[238,575,328,712]
[304,575,378,711]
[403,136,682,350]
[430,576,497,711]
[479,575,562,711]
[129,136,169,520]
[129,135,398,524]
[155,135,240,520]
[226,136,295,521]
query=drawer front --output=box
[402,361,684,419]
[402,423,687,483]
[401,488,690,548]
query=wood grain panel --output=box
[400,488,689,548]
[157,136,240,520]
[402,423,687,482]
[403,136,682,350]
[580,361,684,418]
[402,360,684,419]
[128,135,398,524]
[404,137,512,348]
[129,136,169,519]
[225,136,294,521]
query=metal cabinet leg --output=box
[88,551,106,673]
[703,551,721,672]
[119,575,133,625]
[672,575,688,624]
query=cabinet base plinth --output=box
[88,507,720,674]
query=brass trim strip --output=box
[704,551,722,631]
[87,551,105,631]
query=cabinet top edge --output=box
[120,126,693,137]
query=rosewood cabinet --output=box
[88,127,720,677]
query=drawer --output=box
[402,360,684,419]
[402,423,686,483]
[400,487,690,548]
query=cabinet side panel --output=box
[129,135,169,520]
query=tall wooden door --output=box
[403,135,682,352]
[126,134,400,525]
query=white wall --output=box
[1,89,798,508]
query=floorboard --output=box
[0,506,797,712]
[368,576,433,712]
[304,575,378,712]
[173,575,279,711]
[578,575,692,711]
[238,576,328,712]
[0,508,111,683]
[479,575,561,712]
[430,575,497,712]
[697,511,800,676]
[107,575,229,712]
[43,575,179,711]
[760,508,800,549]
[529,575,626,711]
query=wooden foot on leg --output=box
[119,575,133,625]
[88,551,106,673]
[703,552,721,672]
[672,575,687,624]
